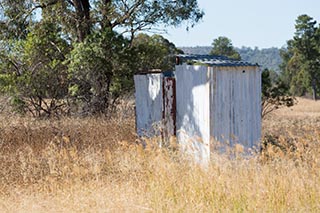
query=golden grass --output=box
[0,97,319,212]
[275,97,320,116]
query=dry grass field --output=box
[0,97,319,212]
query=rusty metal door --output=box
[162,77,176,145]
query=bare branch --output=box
[49,41,66,60]
[111,1,142,28]
[21,0,60,24]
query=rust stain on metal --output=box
[162,77,177,145]
[175,56,180,65]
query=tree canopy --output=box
[132,33,183,72]
[1,0,203,42]
[280,14,320,100]
[209,36,241,60]
[0,0,203,116]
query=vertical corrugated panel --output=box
[209,67,216,146]
[223,68,231,144]
[210,66,261,149]
[175,64,210,164]
[246,68,252,146]
[212,68,233,145]
[233,69,241,145]
[162,77,176,146]
[240,68,248,146]
[254,67,262,147]
[244,68,251,146]
[134,73,163,137]
[248,68,255,146]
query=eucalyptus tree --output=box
[132,33,183,72]
[293,15,320,100]
[5,0,204,42]
[210,36,241,60]
[0,0,204,115]
[281,14,320,100]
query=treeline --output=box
[0,0,319,119]
[180,46,283,72]
[280,15,320,100]
[0,0,203,117]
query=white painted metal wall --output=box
[134,73,163,137]
[209,66,261,149]
[175,65,210,164]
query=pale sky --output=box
[163,0,320,48]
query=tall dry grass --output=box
[0,97,319,212]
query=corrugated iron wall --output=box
[134,64,261,162]
[175,65,211,164]
[210,66,261,149]
[134,73,163,137]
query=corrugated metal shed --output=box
[134,54,261,164]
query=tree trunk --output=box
[73,0,91,42]
[312,78,317,101]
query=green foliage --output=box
[27,0,204,42]
[0,21,70,117]
[210,36,241,60]
[262,69,295,118]
[0,73,15,94]
[94,0,204,31]
[280,14,320,100]
[0,0,34,40]
[132,34,183,72]
[67,29,136,114]
[0,0,204,116]
[238,47,282,73]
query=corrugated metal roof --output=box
[176,54,258,67]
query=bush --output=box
[262,69,296,118]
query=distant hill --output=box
[179,46,282,72]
